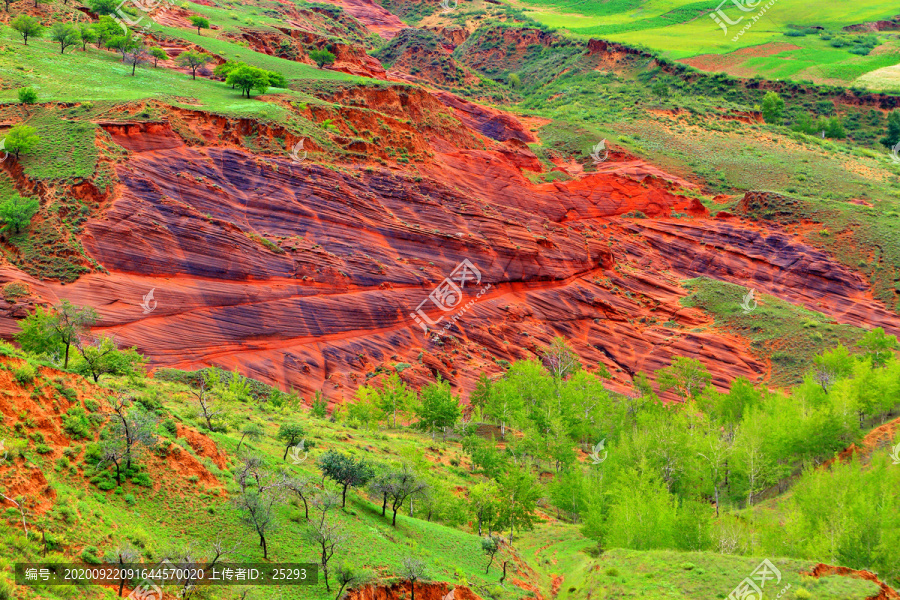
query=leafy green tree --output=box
[374,372,416,428]
[74,335,145,382]
[310,390,328,418]
[107,35,138,62]
[508,73,521,88]
[881,109,900,149]
[50,22,80,54]
[11,15,42,45]
[92,16,119,49]
[189,15,209,34]
[77,23,97,51]
[176,49,211,80]
[497,466,540,542]
[857,327,898,367]
[16,300,97,367]
[604,467,677,550]
[468,480,501,536]
[651,81,669,97]
[225,65,270,97]
[346,386,380,430]
[266,70,286,88]
[17,87,37,104]
[0,193,39,234]
[213,59,245,83]
[88,0,118,14]
[2,125,40,159]
[470,373,493,416]
[760,91,785,125]
[276,422,304,460]
[656,356,711,401]
[332,563,368,600]
[415,377,460,439]
[149,46,166,66]
[124,42,146,76]
[317,451,375,507]
[308,48,335,69]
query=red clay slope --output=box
[1,82,897,404]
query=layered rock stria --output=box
[2,83,897,404]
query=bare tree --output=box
[0,491,28,536]
[234,458,284,559]
[283,474,316,521]
[99,439,128,485]
[385,465,427,527]
[332,563,368,600]
[106,392,158,470]
[105,543,140,597]
[542,337,580,379]
[399,557,427,600]
[191,375,223,431]
[306,506,350,592]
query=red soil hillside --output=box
[0,68,897,404]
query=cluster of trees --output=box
[442,331,900,584]
[213,61,286,97]
[15,300,145,381]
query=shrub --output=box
[131,472,153,487]
[161,419,177,436]
[12,363,36,385]
[35,443,51,454]
[62,408,93,440]
[80,546,101,564]
[125,493,136,506]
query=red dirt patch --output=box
[803,564,900,600]
[679,42,801,73]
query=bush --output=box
[62,408,93,440]
[161,419,178,436]
[131,472,153,487]
[125,493,136,506]
[80,546,101,564]
[17,87,37,104]
[35,443,51,454]
[12,363,36,385]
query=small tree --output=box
[311,390,328,418]
[881,109,900,149]
[98,438,128,485]
[225,65,270,97]
[92,16,119,49]
[176,50,212,80]
[236,423,264,452]
[88,0,118,14]
[191,373,223,431]
[108,35,138,62]
[857,327,899,367]
[308,48,335,69]
[50,23,80,54]
[11,15,42,45]
[0,194,39,235]
[543,336,580,379]
[508,73,521,88]
[656,356,711,402]
[306,493,348,593]
[399,558,427,600]
[276,422,304,460]
[105,393,158,470]
[16,300,96,368]
[2,125,40,159]
[124,42,147,76]
[375,373,415,428]
[77,23,97,50]
[760,91,784,125]
[415,377,460,440]
[213,59,244,82]
[385,465,427,527]
[234,458,284,559]
[189,15,209,34]
[317,451,375,508]
[17,87,37,104]
[74,335,145,382]
[332,563,367,600]
[149,46,167,67]
[481,535,501,573]
[283,475,315,520]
